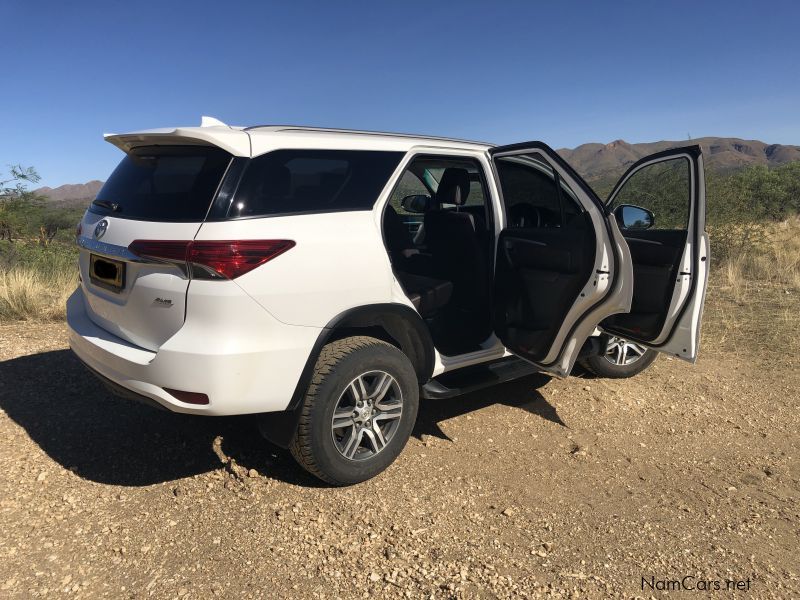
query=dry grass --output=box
[716,216,800,294]
[703,217,800,362]
[0,268,76,321]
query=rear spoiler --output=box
[104,122,250,157]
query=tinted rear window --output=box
[219,149,404,218]
[90,146,232,221]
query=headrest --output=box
[436,168,470,206]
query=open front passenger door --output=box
[489,142,634,377]
[600,145,708,361]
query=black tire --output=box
[289,336,419,486]
[579,338,658,379]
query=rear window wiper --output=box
[92,199,122,212]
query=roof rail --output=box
[242,124,492,146]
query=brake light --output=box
[128,239,295,279]
[191,240,295,279]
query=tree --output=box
[0,165,42,241]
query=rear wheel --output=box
[580,336,657,378]
[290,336,419,485]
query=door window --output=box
[388,170,430,216]
[495,154,583,228]
[609,157,690,230]
[387,155,493,232]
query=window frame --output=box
[381,151,496,236]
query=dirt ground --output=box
[1,303,798,598]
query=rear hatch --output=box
[78,144,234,351]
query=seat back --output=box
[383,205,414,258]
[424,207,488,313]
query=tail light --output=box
[128,239,295,279]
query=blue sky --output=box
[2,0,799,187]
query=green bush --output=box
[704,163,800,262]
[0,240,79,275]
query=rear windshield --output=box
[90,146,232,221]
[215,149,404,219]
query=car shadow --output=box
[0,349,565,487]
[413,372,565,441]
[0,349,318,487]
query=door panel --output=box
[489,142,633,376]
[602,230,685,340]
[494,216,595,363]
[602,146,708,361]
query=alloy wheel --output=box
[604,337,648,366]
[331,370,403,461]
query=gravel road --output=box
[0,322,798,598]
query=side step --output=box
[421,356,540,400]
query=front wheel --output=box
[579,336,658,379]
[290,336,419,485]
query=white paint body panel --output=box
[199,212,396,327]
[68,282,321,416]
[652,232,709,361]
[77,211,201,351]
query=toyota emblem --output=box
[94,219,108,239]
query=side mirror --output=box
[614,204,654,230]
[401,194,431,214]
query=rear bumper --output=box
[82,361,168,412]
[66,286,322,416]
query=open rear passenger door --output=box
[600,146,708,361]
[489,142,634,377]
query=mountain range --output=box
[33,137,800,205]
[34,180,104,208]
[557,137,800,184]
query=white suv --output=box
[67,117,709,485]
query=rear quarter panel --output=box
[195,211,396,327]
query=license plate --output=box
[90,254,126,292]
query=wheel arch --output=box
[322,304,435,385]
[258,303,435,448]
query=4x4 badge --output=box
[94,219,108,239]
